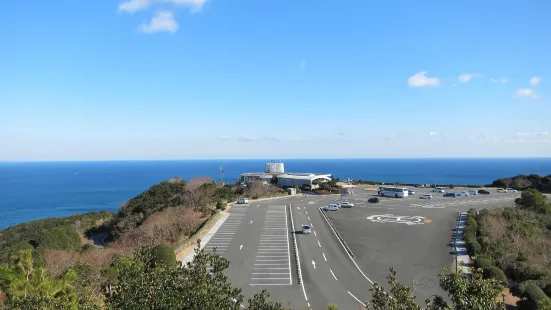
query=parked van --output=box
[468,190,478,195]
[432,187,445,193]
[237,198,249,204]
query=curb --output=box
[453,211,472,274]
[179,212,230,266]
[288,204,303,285]
[318,207,355,257]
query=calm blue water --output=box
[1,158,550,228]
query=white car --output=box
[302,224,312,234]
[506,188,518,193]
[468,190,478,195]
[408,190,415,195]
[432,188,445,193]
[323,204,340,211]
[237,198,249,204]
[457,192,470,197]
[340,202,354,208]
[420,194,432,199]
[497,188,508,193]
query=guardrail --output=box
[288,204,304,285]
[318,207,355,258]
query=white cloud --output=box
[408,72,440,87]
[514,88,537,99]
[536,132,549,137]
[119,0,152,12]
[429,131,438,137]
[490,78,508,84]
[530,76,541,86]
[215,136,230,141]
[458,73,479,83]
[139,11,178,34]
[119,0,206,13]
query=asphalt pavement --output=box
[199,188,521,308]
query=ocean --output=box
[1,158,550,229]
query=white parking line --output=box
[318,240,321,247]
[330,269,337,280]
[323,253,327,261]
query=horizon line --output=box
[1,157,551,163]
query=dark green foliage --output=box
[106,242,247,310]
[463,212,481,257]
[474,257,494,269]
[0,211,114,265]
[150,244,176,267]
[216,200,227,210]
[482,266,508,284]
[518,189,551,214]
[491,174,551,193]
[515,281,551,309]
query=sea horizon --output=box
[1,158,550,229]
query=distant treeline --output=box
[490,174,551,193]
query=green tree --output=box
[0,250,80,310]
[364,267,505,310]
[519,188,551,214]
[106,241,281,310]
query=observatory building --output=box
[240,162,332,189]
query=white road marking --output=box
[318,240,321,248]
[250,221,253,224]
[323,253,327,261]
[289,204,308,302]
[312,260,316,269]
[297,207,300,209]
[348,291,367,306]
[240,245,243,250]
[319,207,374,284]
[330,269,337,280]
[314,231,317,236]
[308,216,311,221]
[305,211,308,214]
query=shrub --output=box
[474,258,494,269]
[151,244,176,267]
[482,266,507,284]
[523,281,550,308]
[466,217,478,230]
[216,201,226,210]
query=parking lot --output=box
[320,187,520,302]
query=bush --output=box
[466,217,478,230]
[216,201,226,210]
[523,281,550,308]
[151,244,176,267]
[474,258,494,269]
[482,266,508,284]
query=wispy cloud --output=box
[118,0,207,33]
[514,88,537,99]
[429,131,438,137]
[530,76,541,86]
[139,11,178,34]
[263,136,282,142]
[490,77,508,84]
[215,136,231,141]
[408,72,440,87]
[119,0,206,13]
[457,73,480,84]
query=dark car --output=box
[368,197,380,203]
[478,189,490,195]
[443,192,457,198]
[449,184,455,189]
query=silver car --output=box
[302,225,312,234]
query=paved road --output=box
[202,198,305,308]
[200,188,521,308]
[324,187,520,302]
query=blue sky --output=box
[1,0,550,160]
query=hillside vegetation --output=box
[0,211,114,265]
[466,188,551,309]
[491,174,551,193]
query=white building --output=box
[240,162,331,189]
